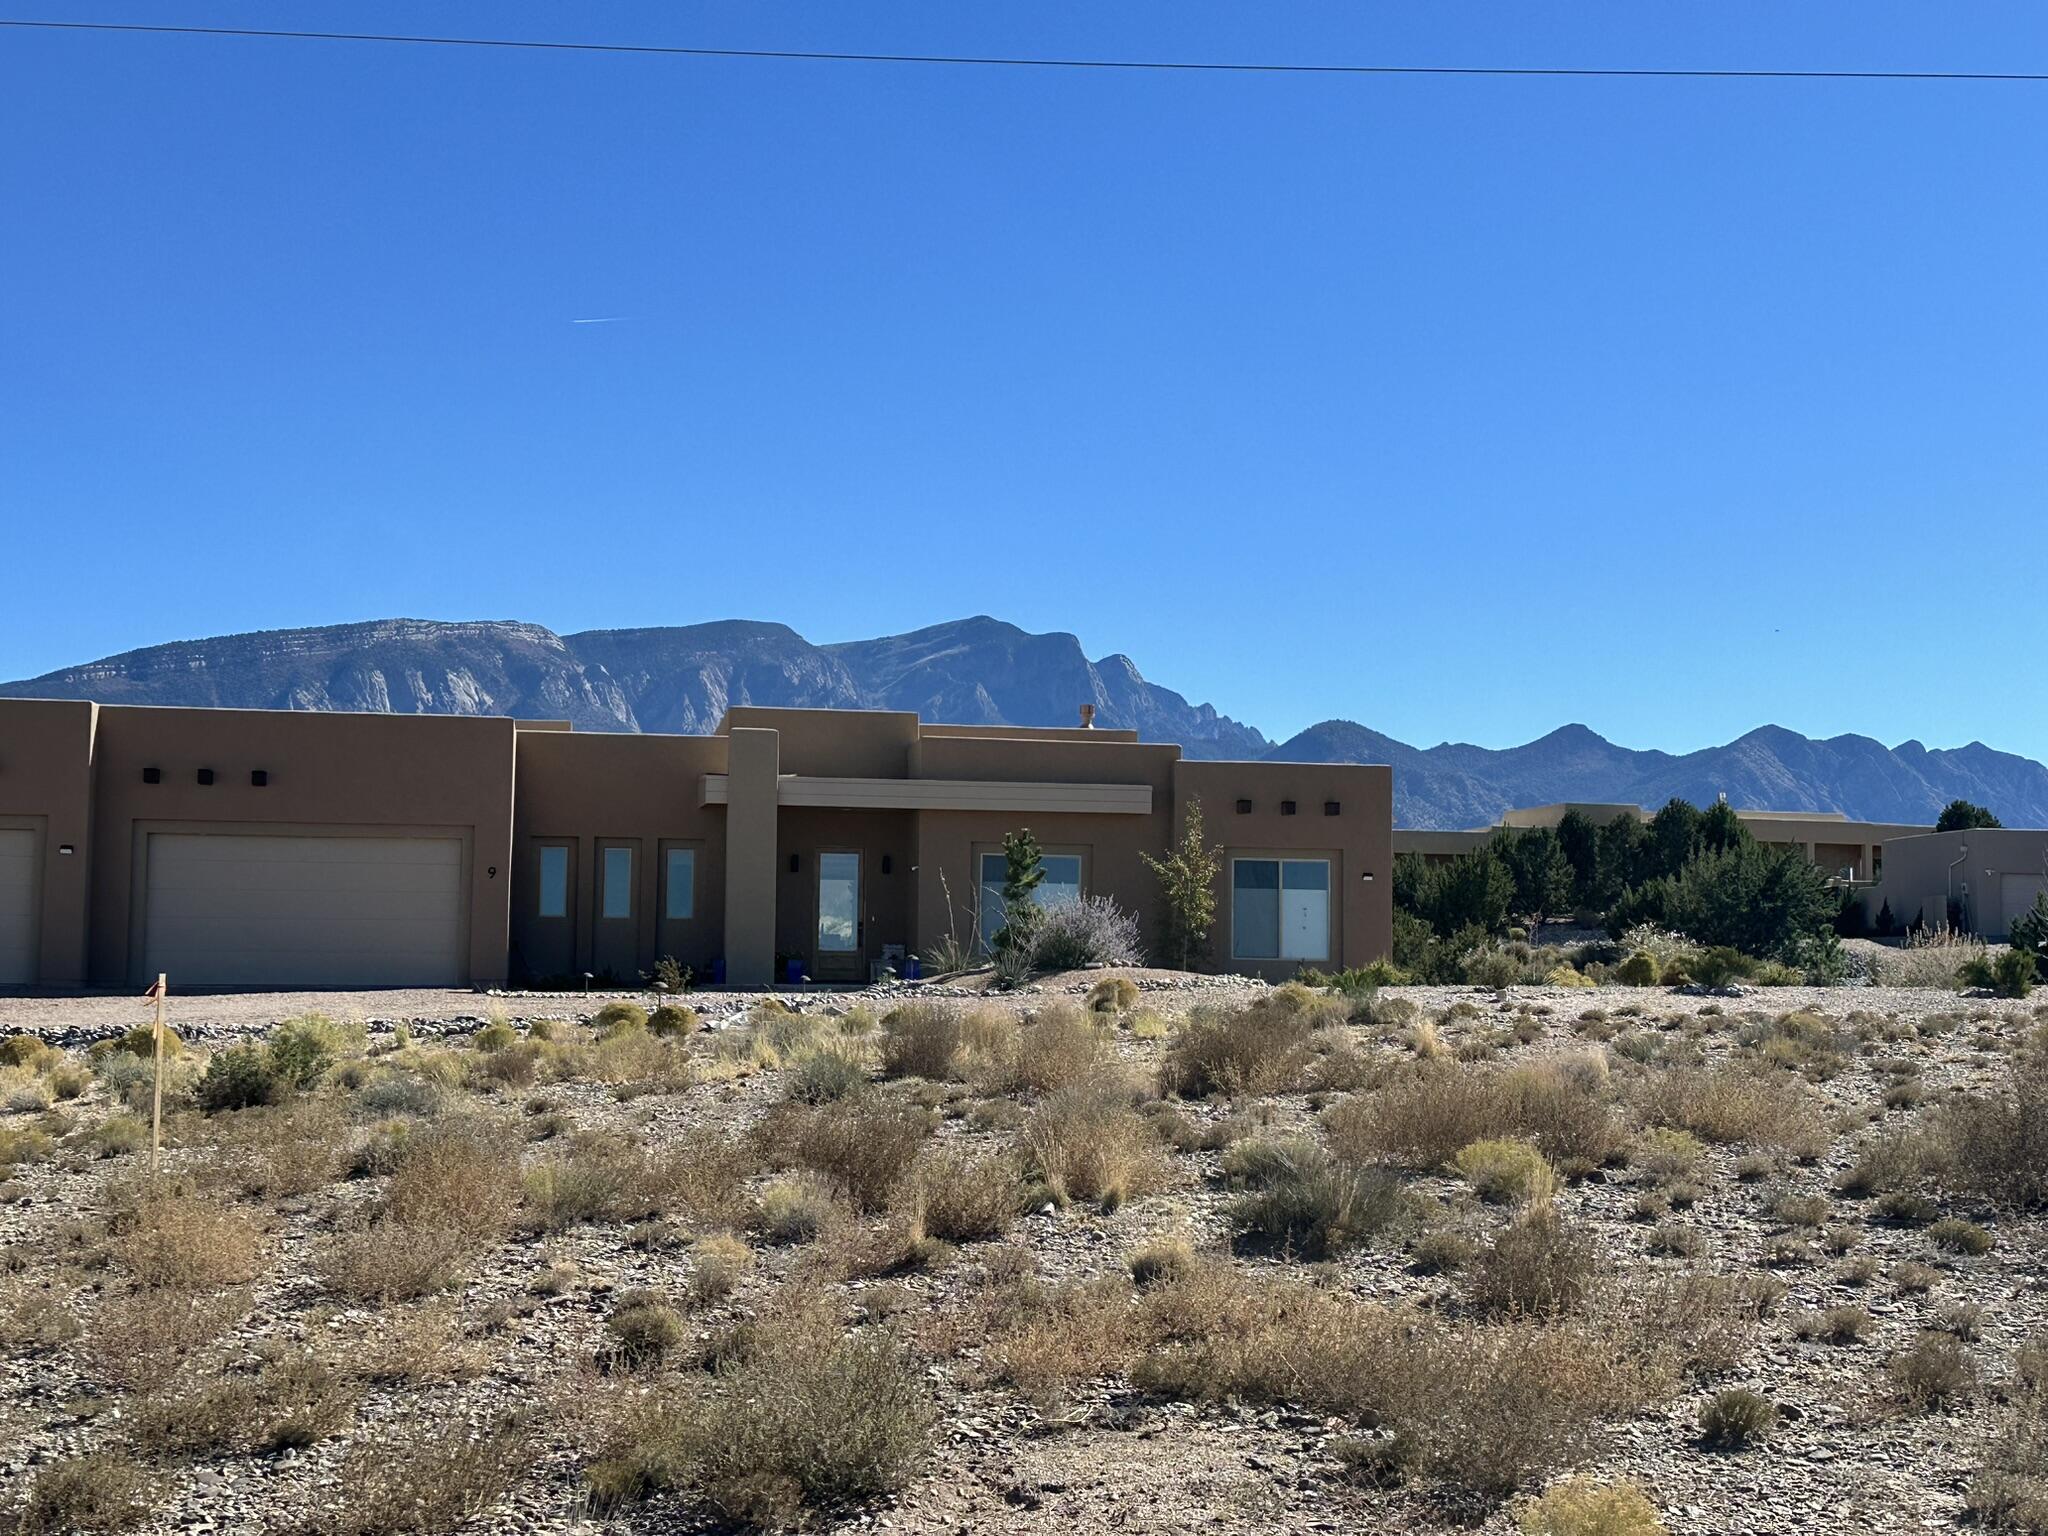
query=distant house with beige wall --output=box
[0,699,1393,991]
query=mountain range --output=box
[5,616,2045,830]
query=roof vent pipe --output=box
[1079,704,1096,729]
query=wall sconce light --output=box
[788,853,800,873]
[196,768,215,786]
[1324,801,1340,816]
[1235,798,1252,814]
[250,770,268,787]
[1280,800,1297,816]
[142,767,161,784]
[1361,871,1376,882]
[58,844,74,856]
[881,855,893,875]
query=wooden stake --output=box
[147,973,167,1178]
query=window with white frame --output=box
[978,851,1083,950]
[1231,857,1330,961]
[664,848,695,920]
[537,845,569,919]
[601,846,633,920]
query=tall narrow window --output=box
[601,846,633,920]
[1232,859,1280,959]
[538,845,568,919]
[664,848,695,920]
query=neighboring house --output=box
[1394,801,1930,886]
[0,698,1392,990]
[1862,828,2048,940]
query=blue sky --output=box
[5,4,2047,758]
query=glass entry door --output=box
[814,851,863,980]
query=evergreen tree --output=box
[1935,799,2002,832]
[992,828,1045,955]
[1555,809,1600,911]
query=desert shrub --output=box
[115,1195,260,1290]
[765,1096,931,1212]
[1889,1330,1977,1408]
[1410,1230,1479,1273]
[591,1001,649,1038]
[354,1070,445,1118]
[88,1113,148,1158]
[1327,1057,1617,1176]
[783,1043,870,1104]
[1467,1207,1597,1318]
[472,1021,517,1053]
[1934,1053,2048,1207]
[1020,1083,1168,1208]
[909,1149,1021,1241]
[13,1450,155,1534]
[131,1352,357,1455]
[1224,1137,1407,1257]
[195,1045,280,1112]
[1012,1006,1112,1093]
[1028,894,1145,971]
[1878,926,1983,989]
[0,1123,55,1167]
[756,1178,836,1245]
[1159,1002,1315,1097]
[1515,1477,1666,1536]
[1968,1394,2048,1533]
[648,1003,700,1037]
[607,1289,686,1365]
[1087,976,1140,1013]
[1616,951,1660,986]
[1959,948,2037,999]
[1630,1127,1707,1186]
[1931,1215,1995,1255]
[205,1098,353,1198]
[1128,1235,1197,1287]
[1637,1062,1826,1152]
[325,1120,521,1300]
[665,1127,759,1230]
[687,1233,754,1304]
[523,1131,684,1230]
[586,1300,933,1525]
[1690,947,1755,990]
[1454,1138,1558,1205]
[1792,1304,1873,1343]
[878,1001,1006,1082]
[270,1013,357,1089]
[301,1415,536,1536]
[0,1033,60,1069]
[1698,1386,1776,1447]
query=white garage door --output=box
[2002,872,2046,938]
[0,830,36,985]
[144,834,464,987]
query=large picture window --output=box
[978,851,1083,950]
[1231,857,1330,961]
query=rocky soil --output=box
[1,973,2043,1535]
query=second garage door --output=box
[0,829,37,985]
[2001,872,2046,941]
[143,833,465,987]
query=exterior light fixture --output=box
[58,844,74,855]
[1235,799,1252,814]
[1361,871,1376,882]
[1280,800,1297,816]
[789,854,800,873]
[196,768,215,786]
[142,767,161,784]
[881,855,893,874]
[251,770,268,787]
[1324,801,1341,816]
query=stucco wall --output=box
[0,699,98,986]
[86,705,516,986]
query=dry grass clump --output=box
[1010,1004,1114,1093]
[1455,1138,1560,1205]
[585,1296,934,1527]
[1127,1234,1197,1287]
[907,1148,1022,1241]
[1636,1062,1827,1153]
[1515,1476,1667,1536]
[1698,1386,1777,1447]
[689,1233,754,1304]
[130,1351,357,1455]
[1932,1053,2048,1208]
[1971,1392,2048,1533]
[86,1287,251,1392]
[201,1097,353,1198]
[1159,1000,1315,1097]
[112,1194,260,1291]
[12,1450,155,1534]
[760,1095,932,1212]
[665,1126,760,1230]
[1222,1137,1407,1257]
[878,1002,1015,1083]
[302,1413,537,1536]
[323,1119,521,1300]
[1325,1056,1620,1177]
[1467,1206,1599,1318]
[1087,976,1140,1014]
[1889,1330,1978,1408]
[522,1129,708,1230]
[1792,1304,1874,1344]
[1019,1082,1169,1209]
[606,1289,687,1365]
[756,1178,837,1245]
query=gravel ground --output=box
[2,974,2044,1535]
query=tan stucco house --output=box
[0,699,1393,990]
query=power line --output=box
[3,17,2047,82]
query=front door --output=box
[814,851,863,981]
